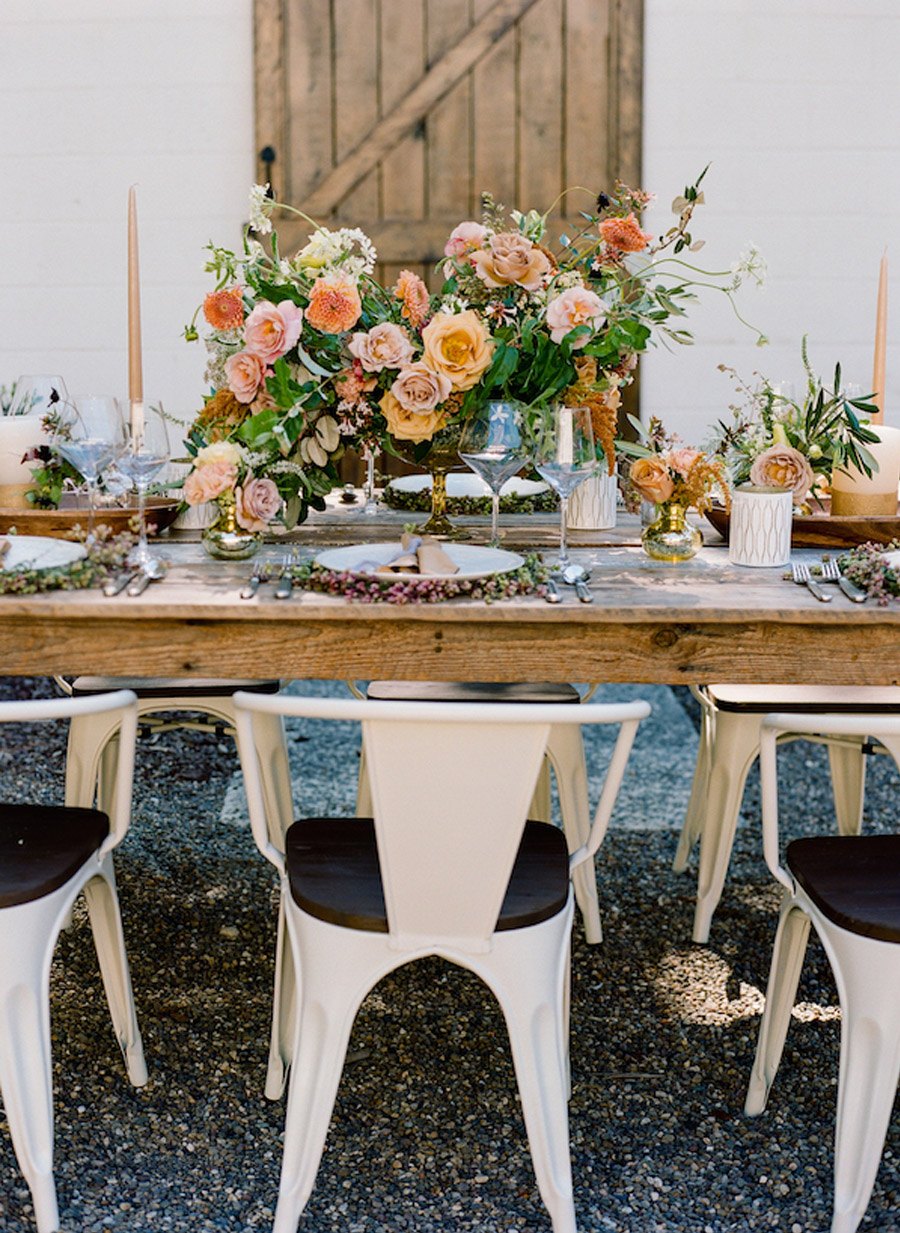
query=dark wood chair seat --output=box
[788,835,900,944]
[71,677,280,699]
[285,817,570,933]
[366,681,581,704]
[708,685,899,714]
[0,803,109,909]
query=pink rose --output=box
[225,350,268,404]
[471,232,551,292]
[750,444,814,499]
[183,460,237,505]
[348,322,415,373]
[546,286,608,346]
[390,362,452,414]
[667,448,702,479]
[235,477,282,531]
[243,299,304,362]
[444,221,488,258]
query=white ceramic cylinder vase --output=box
[567,468,618,530]
[728,484,793,567]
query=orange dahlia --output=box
[203,286,245,331]
[393,269,431,329]
[598,212,652,253]
[305,274,362,334]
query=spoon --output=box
[562,564,593,604]
[127,558,168,596]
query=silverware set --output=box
[546,567,593,604]
[791,559,867,603]
[103,560,168,597]
[240,549,298,600]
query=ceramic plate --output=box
[0,535,87,572]
[315,541,525,581]
[387,473,547,499]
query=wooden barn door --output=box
[253,0,643,478]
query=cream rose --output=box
[749,444,814,499]
[380,389,448,443]
[195,440,243,468]
[545,286,608,347]
[244,300,304,362]
[471,231,551,292]
[420,310,494,391]
[235,477,282,531]
[347,322,415,373]
[225,350,268,404]
[390,362,452,414]
[630,456,675,505]
[183,460,237,505]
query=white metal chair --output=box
[0,689,144,1233]
[354,681,604,944]
[745,712,900,1233]
[233,692,649,1233]
[674,684,900,942]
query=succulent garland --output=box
[288,553,547,604]
[382,485,557,517]
[836,540,900,606]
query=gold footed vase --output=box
[395,423,469,541]
[641,501,702,562]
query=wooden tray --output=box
[706,501,900,549]
[0,499,181,540]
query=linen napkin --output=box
[375,532,459,576]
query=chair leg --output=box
[64,712,119,810]
[745,897,811,1116]
[673,700,714,872]
[356,742,372,816]
[82,858,147,1087]
[546,726,602,945]
[252,712,294,846]
[825,927,900,1233]
[827,741,867,837]
[266,893,296,1101]
[692,711,762,943]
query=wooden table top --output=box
[1,509,898,685]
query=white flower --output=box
[295,229,344,271]
[248,184,274,234]
[196,440,243,468]
[730,245,767,290]
[438,293,469,315]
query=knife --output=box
[240,565,264,600]
[126,571,153,597]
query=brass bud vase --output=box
[201,495,262,561]
[641,501,702,562]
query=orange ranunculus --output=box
[393,270,431,329]
[203,286,245,331]
[305,274,362,334]
[421,310,494,391]
[380,389,448,443]
[599,213,652,253]
[630,456,675,504]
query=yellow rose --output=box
[380,389,448,444]
[421,310,494,391]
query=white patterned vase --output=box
[567,468,618,530]
[728,485,793,567]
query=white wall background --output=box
[0,0,898,445]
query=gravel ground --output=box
[0,677,897,1233]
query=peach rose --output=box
[235,477,282,531]
[225,350,268,404]
[667,447,703,479]
[244,300,304,362]
[546,286,608,346]
[749,444,814,499]
[421,310,494,391]
[390,362,452,414]
[183,460,237,505]
[599,213,652,253]
[444,221,488,258]
[305,274,362,334]
[380,389,448,443]
[472,231,551,292]
[348,322,415,373]
[630,456,675,505]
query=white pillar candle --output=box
[831,424,900,516]
[0,416,49,509]
[557,408,574,465]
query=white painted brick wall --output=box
[1,1,897,446]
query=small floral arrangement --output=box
[288,552,547,605]
[620,416,731,514]
[710,339,879,504]
[183,172,764,527]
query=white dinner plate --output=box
[0,535,86,572]
[315,541,525,581]
[387,473,548,499]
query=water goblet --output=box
[532,404,597,570]
[458,401,528,546]
[10,375,70,419]
[117,403,170,569]
[53,395,126,543]
[362,445,381,516]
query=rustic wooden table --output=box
[1,510,897,685]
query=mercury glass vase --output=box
[641,501,702,562]
[201,495,262,560]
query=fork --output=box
[273,548,296,600]
[240,561,265,600]
[791,560,832,603]
[820,558,867,603]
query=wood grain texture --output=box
[518,0,564,211]
[254,0,288,199]
[333,0,380,219]
[283,0,333,202]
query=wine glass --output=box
[10,375,69,419]
[458,401,528,546]
[117,403,170,569]
[53,395,126,542]
[362,445,381,516]
[532,404,597,570]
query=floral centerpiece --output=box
[710,339,879,507]
[182,172,764,546]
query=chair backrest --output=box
[233,693,648,953]
[759,711,900,890]
[0,690,138,851]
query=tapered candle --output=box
[871,249,887,424]
[127,186,144,443]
